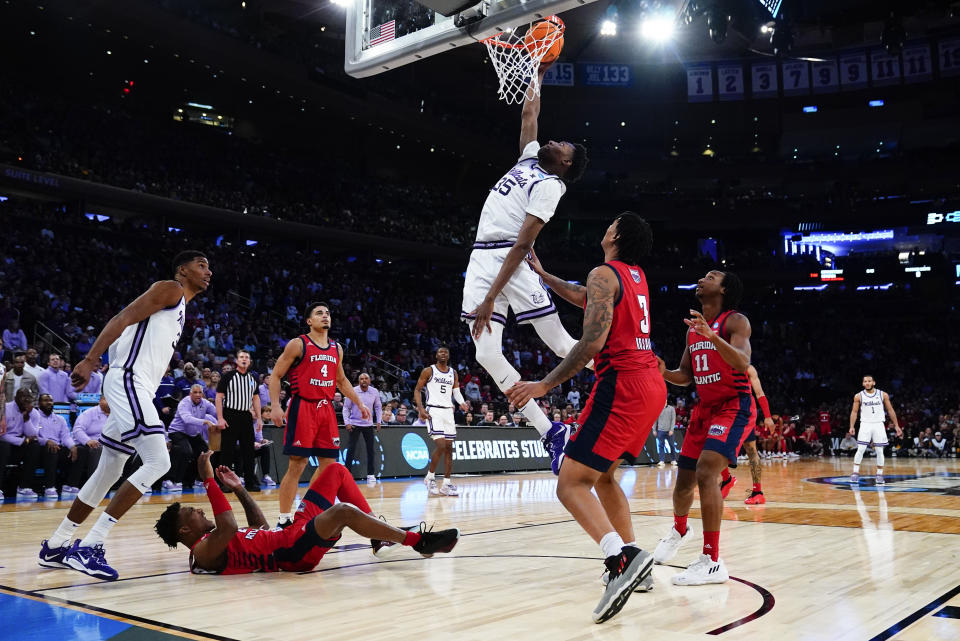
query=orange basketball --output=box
[524,16,564,65]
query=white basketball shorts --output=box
[460,244,557,326]
[427,406,457,441]
[99,367,166,456]
[856,422,888,447]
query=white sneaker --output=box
[653,525,692,564]
[439,482,459,496]
[193,480,205,490]
[657,461,665,468]
[670,460,678,467]
[367,475,377,485]
[423,475,435,488]
[262,475,276,487]
[0,490,4,501]
[43,488,59,499]
[671,554,729,585]
[428,479,439,495]
[161,480,182,492]
[17,487,38,499]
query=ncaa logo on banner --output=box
[709,424,727,436]
[401,432,430,469]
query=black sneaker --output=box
[592,546,653,624]
[277,517,294,530]
[410,522,460,558]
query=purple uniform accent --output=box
[343,386,382,426]
[73,406,108,444]
[169,396,218,438]
[36,410,75,448]
[2,400,40,445]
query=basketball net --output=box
[482,17,565,105]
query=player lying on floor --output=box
[155,452,459,574]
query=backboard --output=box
[344,0,599,78]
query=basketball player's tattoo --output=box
[749,454,762,485]
[538,271,586,306]
[541,268,615,388]
[234,487,268,529]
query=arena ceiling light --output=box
[640,13,675,43]
[331,0,350,7]
[600,19,618,36]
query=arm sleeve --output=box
[176,399,208,428]
[452,387,465,404]
[23,411,40,438]
[203,400,219,421]
[526,179,565,223]
[374,394,382,423]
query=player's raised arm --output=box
[190,452,239,569]
[526,248,586,308]
[336,345,370,420]
[71,281,184,390]
[215,465,267,529]
[685,310,751,372]
[414,366,434,421]
[268,339,303,426]
[506,264,617,407]
[849,394,861,434]
[519,67,549,153]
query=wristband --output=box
[204,478,233,516]
[757,396,771,419]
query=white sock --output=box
[520,402,551,436]
[875,447,885,468]
[853,463,860,473]
[49,517,80,548]
[278,513,292,523]
[79,513,118,547]
[425,472,435,480]
[599,532,626,559]
[443,477,452,485]
[877,468,883,476]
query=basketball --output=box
[524,16,564,66]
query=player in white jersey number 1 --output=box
[37,251,212,581]
[415,346,470,496]
[462,65,589,472]
[849,375,901,485]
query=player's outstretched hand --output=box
[506,380,547,409]
[683,309,716,339]
[215,465,244,491]
[525,248,544,276]
[197,450,215,480]
[71,356,97,391]
[360,404,371,421]
[469,299,495,340]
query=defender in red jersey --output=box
[654,269,752,586]
[155,452,459,574]
[268,302,372,528]
[508,213,665,624]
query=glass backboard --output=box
[345,0,599,78]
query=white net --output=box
[483,16,565,105]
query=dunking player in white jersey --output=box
[849,375,901,485]
[38,251,211,580]
[415,345,469,496]
[462,65,589,471]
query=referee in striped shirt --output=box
[215,350,262,491]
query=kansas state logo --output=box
[708,424,727,436]
[401,432,430,470]
[806,472,960,493]
[531,291,546,305]
[629,268,641,283]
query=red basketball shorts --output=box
[565,368,667,473]
[679,394,756,468]
[283,396,340,458]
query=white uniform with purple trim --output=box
[461,141,566,326]
[856,389,888,446]
[425,365,457,440]
[99,296,185,454]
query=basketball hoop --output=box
[482,16,565,105]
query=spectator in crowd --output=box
[215,350,261,492]
[932,431,947,458]
[343,372,383,484]
[174,362,200,398]
[655,401,678,468]
[918,428,936,457]
[800,425,823,456]
[332,391,344,415]
[381,407,395,424]
[477,411,497,427]
[35,393,78,498]
[259,374,271,406]
[72,396,109,488]
[3,353,39,403]
[464,375,481,404]
[204,371,220,401]
[0,388,42,499]
[3,319,27,352]
[165,384,218,491]
[155,367,178,427]
[23,347,46,381]
[39,354,77,403]
[395,406,412,425]
[497,414,511,427]
[463,412,475,426]
[839,432,859,456]
[566,386,581,410]
[512,412,526,428]
[253,406,275,487]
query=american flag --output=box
[369,20,396,46]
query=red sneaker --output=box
[744,491,766,505]
[720,474,737,499]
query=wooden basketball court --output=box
[2,457,958,641]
